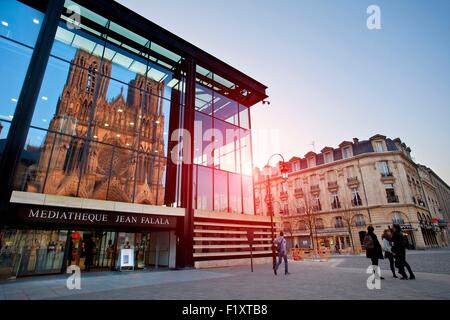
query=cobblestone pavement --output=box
[1,248,449,300]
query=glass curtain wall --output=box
[193,66,254,214]
[12,0,185,206]
[0,0,45,162]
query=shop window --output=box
[0,229,68,277]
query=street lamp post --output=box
[263,154,289,270]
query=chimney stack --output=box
[353,138,359,143]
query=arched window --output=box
[392,212,405,225]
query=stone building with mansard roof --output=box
[254,134,449,252]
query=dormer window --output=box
[342,146,352,159]
[324,152,333,164]
[307,157,315,168]
[293,161,300,171]
[373,140,385,152]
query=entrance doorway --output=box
[67,230,172,271]
[67,230,117,271]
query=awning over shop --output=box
[400,224,417,231]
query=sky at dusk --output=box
[117,0,450,183]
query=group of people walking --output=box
[364,224,415,280]
[273,224,416,280]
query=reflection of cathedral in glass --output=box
[28,50,166,205]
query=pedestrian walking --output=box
[84,237,96,272]
[273,231,289,275]
[334,243,341,255]
[391,224,416,280]
[363,225,384,280]
[382,229,397,278]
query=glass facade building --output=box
[0,0,268,277]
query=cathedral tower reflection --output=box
[28,50,166,205]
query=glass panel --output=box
[242,175,254,214]
[103,35,149,84]
[192,164,197,207]
[0,0,44,47]
[167,76,185,106]
[159,99,170,157]
[239,129,253,175]
[0,121,11,149]
[64,0,108,29]
[238,104,250,129]
[0,38,33,131]
[229,172,242,213]
[31,57,74,131]
[52,14,107,62]
[213,91,238,125]
[109,21,148,48]
[150,42,181,63]
[54,0,113,62]
[14,128,84,196]
[194,111,213,166]
[213,73,236,90]
[213,119,241,173]
[13,128,48,192]
[134,151,166,205]
[103,28,175,103]
[104,145,136,203]
[0,229,68,277]
[196,65,213,80]
[196,165,212,211]
[214,170,228,212]
[195,83,213,115]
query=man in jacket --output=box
[273,231,290,275]
[391,224,416,280]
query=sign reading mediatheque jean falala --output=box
[11,204,177,229]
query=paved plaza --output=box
[1,248,449,300]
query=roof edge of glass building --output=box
[24,0,268,107]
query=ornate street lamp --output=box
[263,153,289,270]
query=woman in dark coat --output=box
[84,237,96,272]
[365,225,384,279]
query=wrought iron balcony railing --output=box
[387,195,399,203]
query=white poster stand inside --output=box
[119,249,134,271]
